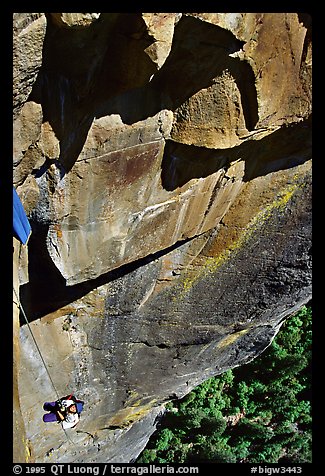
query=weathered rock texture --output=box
[13,13,312,463]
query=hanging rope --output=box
[13,286,76,446]
[13,286,61,400]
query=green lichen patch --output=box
[176,180,305,301]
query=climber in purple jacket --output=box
[43,395,84,429]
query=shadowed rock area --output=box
[13,13,312,463]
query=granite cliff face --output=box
[13,13,312,463]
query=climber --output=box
[43,395,84,429]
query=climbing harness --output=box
[13,286,76,446]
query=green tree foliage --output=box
[136,305,312,463]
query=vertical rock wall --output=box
[13,13,311,463]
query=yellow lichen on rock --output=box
[178,170,308,299]
[217,328,249,349]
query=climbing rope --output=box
[13,286,76,446]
